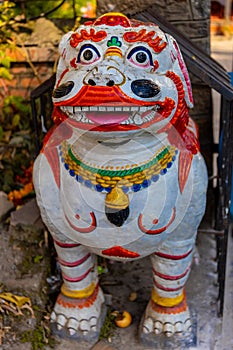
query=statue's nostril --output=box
[106,80,115,87]
[131,79,160,98]
[88,79,96,86]
[52,81,74,98]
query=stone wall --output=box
[4,18,62,101]
[5,46,56,100]
[97,0,213,172]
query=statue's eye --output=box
[127,46,153,68]
[77,44,100,65]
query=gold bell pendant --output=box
[105,186,130,227]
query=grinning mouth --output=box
[60,104,162,126]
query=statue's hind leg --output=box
[144,241,194,335]
[50,237,106,342]
[140,237,197,348]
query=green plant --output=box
[0,94,34,194]
[21,323,56,350]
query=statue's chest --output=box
[58,140,180,218]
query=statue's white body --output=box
[33,13,208,347]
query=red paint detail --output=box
[93,13,132,27]
[158,71,200,155]
[123,30,167,53]
[75,214,80,220]
[56,68,69,88]
[41,119,73,188]
[153,265,191,281]
[65,211,97,233]
[153,218,159,224]
[154,249,193,260]
[53,239,80,248]
[153,60,159,71]
[70,57,77,68]
[153,278,184,292]
[62,266,93,283]
[70,29,107,48]
[173,40,193,104]
[102,246,140,258]
[138,207,176,235]
[178,151,193,193]
[58,253,91,267]
[54,85,158,107]
[58,284,99,309]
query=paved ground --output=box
[0,35,233,350]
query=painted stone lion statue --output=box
[33,12,208,348]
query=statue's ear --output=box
[165,34,194,109]
[55,32,74,86]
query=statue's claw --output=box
[50,286,106,343]
[142,300,192,337]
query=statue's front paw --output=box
[142,298,192,337]
[142,313,192,337]
[140,298,196,349]
[50,286,106,343]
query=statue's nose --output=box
[84,64,125,87]
[87,78,115,87]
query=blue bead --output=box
[106,187,112,193]
[132,184,141,192]
[85,180,92,188]
[95,184,104,192]
[69,169,75,177]
[172,156,176,161]
[175,149,178,154]
[167,162,172,168]
[64,163,69,170]
[76,175,83,183]
[142,179,150,188]
[152,174,159,182]
[61,157,65,163]
[122,186,129,193]
[160,168,167,175]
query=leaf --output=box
[0,67,12,80]
[0,292,31,308]
[12,113,20,127]
[33,255,43,264]
[0,56,12,68]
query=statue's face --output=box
[52,13,193,136]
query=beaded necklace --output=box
[59,141,178,211]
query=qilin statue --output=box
[33,12,208,348]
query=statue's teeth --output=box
[60,105,156,125]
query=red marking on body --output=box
[154,249,193,260]
[53,239,80,248]
[178,151,193,193]
[153,279,184,292]
[58,253,91,267]
[138,207,176,235]
[65,211,97,233]
[62,266,93,282]
[153,264,191,281]
[102,246,140,258]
